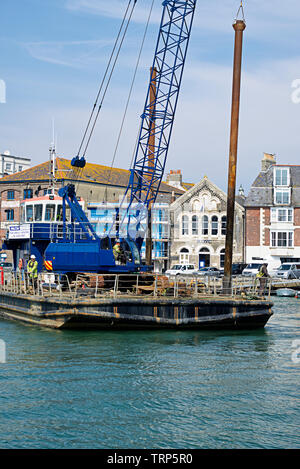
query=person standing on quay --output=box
[257,263,269,296]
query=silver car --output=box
[197,267,221,277]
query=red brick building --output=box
[244,153,300,269]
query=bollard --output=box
[0,267,3,286]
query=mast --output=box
[145,66,157,267]
[223,6,246,294]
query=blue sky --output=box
[1,0,300,192]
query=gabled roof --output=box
[0,157,188,196]
[245,165,300,207]
[170,176,245,211]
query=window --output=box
[7,190,15,200]
[211,216,218,236]
[275,189,290,205]
[202,215,208,235]
[192,215,198,236]
[180,248,189,264]
[271,231,293,248]
[24,189,33,199]
[26,205,33,222]
[34,204,43,222]
[45,204,56,221]
[18,166,23,172]
[271,208,293,222]
[5,163,12,171]
[5,209,14,221]
[221,216,227,236]
[182,215,189,236]
[274,168,289,186]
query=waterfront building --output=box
[87,201,170,272]
[0,151,31,178]
[169,176,245,269]
[0,158,186,241]
[244,153,300,268]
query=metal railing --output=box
[0,270,280,301]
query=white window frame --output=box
[274,188,291,205]
[271,231,294,248]
[271,207,293,223]
[274,167,290,187]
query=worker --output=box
[113,240,123,265]
[257,263,269,296]
[27,254,38,291]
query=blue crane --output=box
[44,0,197,275]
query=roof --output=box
[245,165,300,207]
[0,157,188,196]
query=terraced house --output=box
[244,153,300,268]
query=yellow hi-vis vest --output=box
[27,260,38,278]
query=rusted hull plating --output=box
[0,292,273,330]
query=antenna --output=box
[48,119,57,195]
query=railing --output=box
[0,271,279,301]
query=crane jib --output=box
[121,0,197,235]
[45,0,197,274]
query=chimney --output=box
[261,153,276,172]
[166,170,183,190]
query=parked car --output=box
[219,263,247,277]
[197,267,221,277]
[242,263,264,277]
[165,264,198,276]
[273,263,300,280]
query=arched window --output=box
[220,248,225,268]
[202,215,208,235]
[211,216,218,236]
[192,215,198,235]
[180,248,189,264]
[182,215,189,235]
[221,216,227,236]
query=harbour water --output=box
[0,297,299,449]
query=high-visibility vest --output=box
[27,260,38,278]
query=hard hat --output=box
[30,254,36,259]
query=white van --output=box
[242,263,265,277]
[274,263,300,280]
[165,264,198,276]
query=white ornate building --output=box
[169,177,245,269]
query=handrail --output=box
[0,270,284,301]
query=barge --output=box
[0,273,273,330]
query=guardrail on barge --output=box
[0,271,274,300]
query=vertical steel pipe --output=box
[146,67,157,267]
[223,19,246,294]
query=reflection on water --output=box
[0,297,299,449]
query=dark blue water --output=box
[0,297,299,449]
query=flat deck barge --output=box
[0,273,273,330]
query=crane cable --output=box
[105,0,155,191]
[76,0,136,160]
[73,0,138,188]
[81,0,138,161]
[235,1,245,21]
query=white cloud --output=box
[22,39,113,67]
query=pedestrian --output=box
[18,257,24,280]
[27,254,38,292]
[257,263,269,296]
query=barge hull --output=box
[0,292,273,330]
